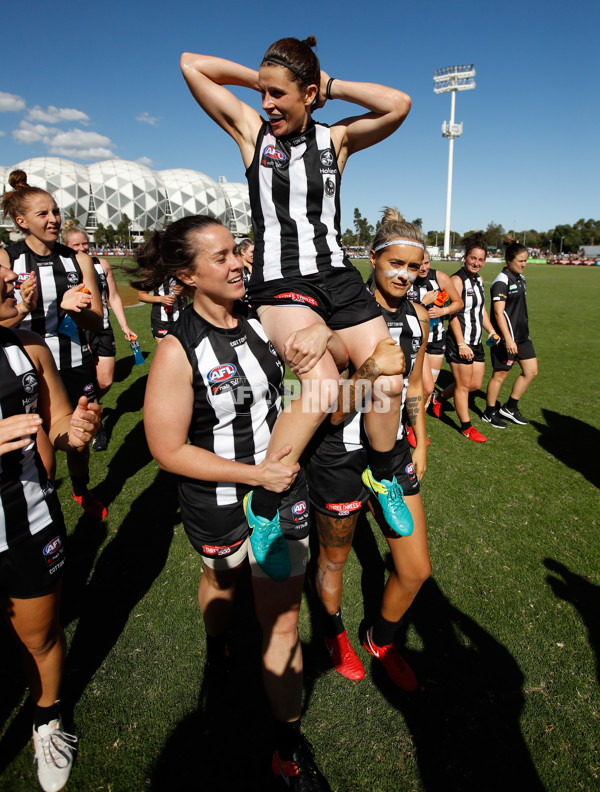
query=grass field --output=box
[1,261,599,792]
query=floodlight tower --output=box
[433,64,476,256]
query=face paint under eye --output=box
[382,267,418,283]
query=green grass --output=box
[1,263,599,791]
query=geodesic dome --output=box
[5,157,90,226]
[158,169,231,224]
[219,180,251,235]
[87,159,167,232]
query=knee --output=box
[374,373,404,399]
[97,375,113,393]
[317,551,348,573]
[393,558,431,593]
[23,628,60,661]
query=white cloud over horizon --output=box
[27,105,90,124]
[13,121,116,161]
[136,112,157,126]
[137,156,153,166]
[0,92,26,112]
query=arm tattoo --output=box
[329,355,380,423]
[406,394,422,427]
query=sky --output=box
[1,0,597,237]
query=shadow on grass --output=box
[61,469,177,712]
[372,577,546,792]
[544,558,600,685]
[532,409,600,488]
[101,375,148,440]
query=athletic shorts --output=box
[0,519,67,599]
[308,436,420,518]
[181,469,310,578]
[86,326,116,358]
[151,320,174,340]
[248,267,381,331]
[490,338,536,371]
[445,334,485,365]
[426,337,446,357]
[60,362,98,407]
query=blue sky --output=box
[1,0,597,236]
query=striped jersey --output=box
[0,327,61,552]
[450,267,486,346]
[408,268,445,344]
[150,278,182,326]
[490,267,530,343]
[7,240,91,371]
[323,296,423,453]
[170,303,284,514]
[92,257,110,330]
[246,120,349,285]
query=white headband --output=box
[373,238,425,253]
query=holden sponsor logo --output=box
[274,292,318,306]
[320,149,334,167]
[22,372,38,394]
[67,272,80,287]
[43,536,63,556]
[292,500,307,516]
[208,363,237,384]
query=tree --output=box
[94,223,106,246]
[65,208,80,227]
[485,222,505,249]
[353,208,374,247]
[0,227,11,245]
[115,214,131,246]
[341,228,357,247]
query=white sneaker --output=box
[33,719,77,792]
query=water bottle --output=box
[430,290,449,329]
[486,333,501,347]
[129,334,145,365]
[58,314,79,338]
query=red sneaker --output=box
[406,426,417,448]
[272,737,331,790]
[325,630,365,681]
[363,627,418,691]
[462,426,487,443]
[430,393,443,419]
[72,490,108,519]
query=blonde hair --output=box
[62,219,88,245]
[371,207,423,253]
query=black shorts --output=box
[247,267,381,331]
[151,320,173,340]
[60,362,98,407]
[181,468,310,562]
[445,333,485,365]
[490,338,536,371]
[0,519,67,599]
[86,326,116,358]
[308,436,419,518]
[426,337,446,356]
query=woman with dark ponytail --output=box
[181,36,412,587]
[135,231,186,342]
[482,238,537,427]
[138,215,330,790]
[431,232,499,442]
[0,170,108,518]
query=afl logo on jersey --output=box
[208,363,237,383]
[320,149,334,167]
[292,500,307,516]
[22,372,38,394]
[43,536,63,556]
[262,145,287,167]
[405,462,415,476]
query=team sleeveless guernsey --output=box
[7,240,92,371]
[0,327,62,552]
[490,267,530,343]
[246,120,349,285]
[91,257,110,330]
[450,268,485,347]
[151,278,182,326]
[408,268,445,345]
[169,303,284,522]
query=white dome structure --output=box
[6,157,90,226]
[87,159,168,232]
[219,179,251,235]
[158,168,231,225]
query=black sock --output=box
[368,448,393,482]
[323,607,344,639]
[34,701,61,729]
[507,397,519,410]
[484,403,497,416]
[460,421,472,432]
[372,615,401,648]
[274,718,302,761]
[251,487,282,520]
[71,475,89,497]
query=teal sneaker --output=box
[361,467,414,537]
[243,492,290,581]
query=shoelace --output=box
[36,730,77,768]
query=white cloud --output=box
[136,112,157,126]
[0,130,5,137]
[13,120,58,144]
[137,156,153,167]
[13,121,116,161]
[0,91,26,112]
[27,105,90,124]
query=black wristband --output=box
[326,77,335,101]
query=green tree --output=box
[0,227,11,245]
[485,222,505,249]
[65,208,80,227]
[341,227,357,247]
[94,223,106,246]
[105,224,116,247]
[115,214,131,246]
[353,208,374,247]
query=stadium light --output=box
[433,64,476,256]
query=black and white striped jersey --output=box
[408,268,445,344]
[171,303,284,510]
[92,257,110,330]
[7,240,92,371]
[322,296,423,453]
[0,327,61,552]
[150,278,182,326]
[246,120,348,284]
[490,268,530,343]
[450,267,486,346]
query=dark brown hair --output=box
[462,231,488,257]
[261,36,320,89]
[503,236,527,263]
[1,170,52,225]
